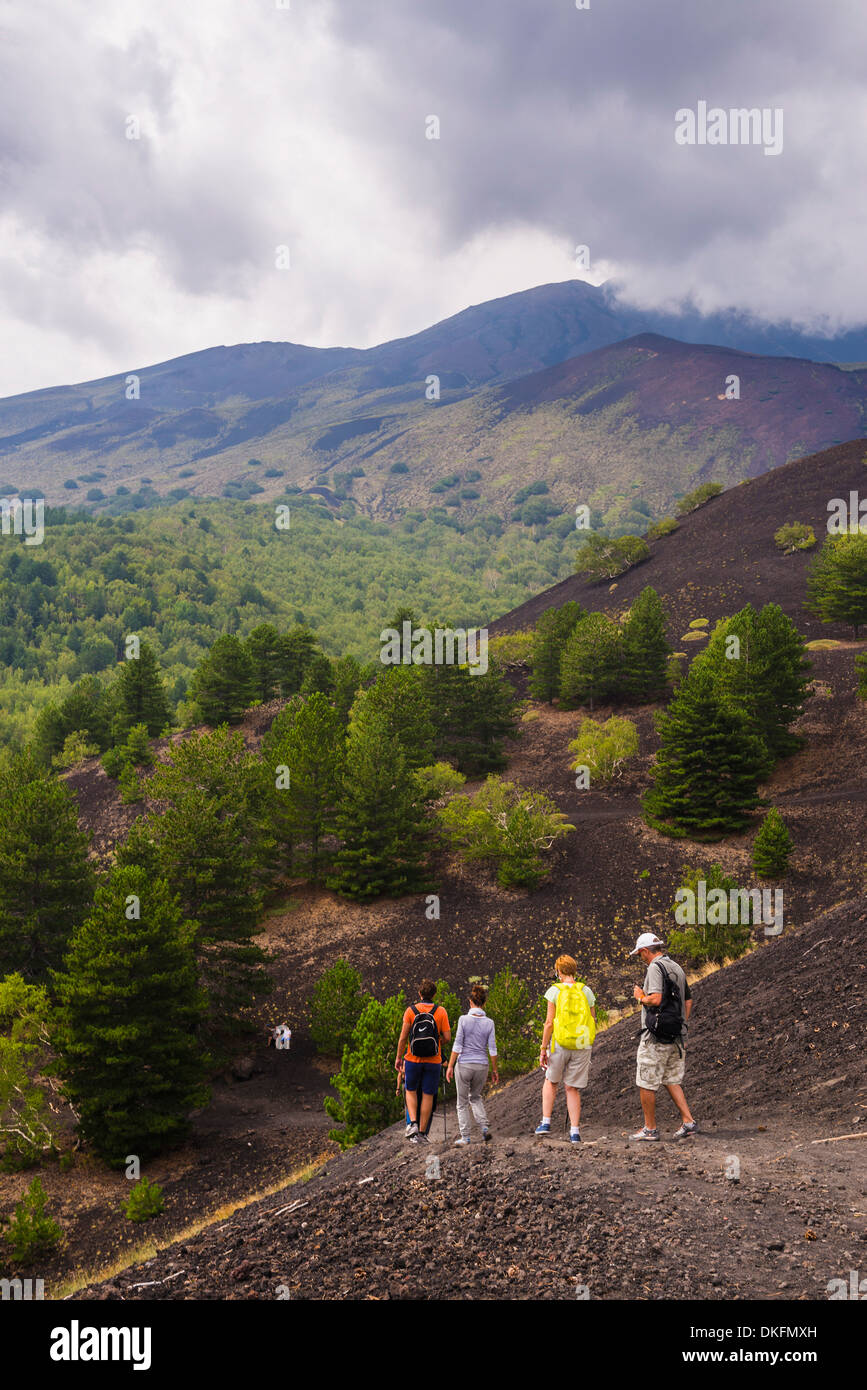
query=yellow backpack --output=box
[552,982,596,1050]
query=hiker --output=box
[445,983,499,1145]
[535,955,596,1143]
[628,932,697,1141]
[395,980,451,1144]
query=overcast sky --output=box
[1,0,865,396]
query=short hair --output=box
[469,983,488,1007]
[555,954,577,977]
[419,979,437,1002]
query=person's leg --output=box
[639,1087,657,1129]
[455,1065,472,1139]
[419,1091,434,1132]
[666,1083,693,1124]
[403,1062,420,1129]
[565,1084,581,1128]
[468,1065,489,1132]
[542,1078,557,1119]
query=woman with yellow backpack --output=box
[534,954,597,1143]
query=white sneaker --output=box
[453,1136,470,1146]
[405,1122,418,1139]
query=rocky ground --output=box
[76,900,867,1301]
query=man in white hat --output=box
[628,932,697,1141]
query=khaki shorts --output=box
[546,1044,592,1088]
[636,1034,685,1091]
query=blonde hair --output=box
[555,954,577,977]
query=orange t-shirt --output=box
[403,1003,450,1064]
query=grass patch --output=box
[53,1152,331,1299]
[805,639,843,651]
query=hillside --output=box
[4,436,866,1302]
[491,437,867,641]
[3,284,867,526]
[77,897,866,1301]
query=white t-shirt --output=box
[544,982,596,1009]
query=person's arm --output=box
[684,982,693,1022]
[445,1018,463,1082]
[540,1000,556,1066]
[633,963,662,1008]
[489,1022,499,1085]
[395,1014,411,1071]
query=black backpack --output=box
[409,1004,440,1058]
[643,959,683,1044]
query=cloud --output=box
[0,0,865,395]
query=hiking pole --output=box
[442,1069,447,1144]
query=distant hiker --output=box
[395,980,451,1144]
[535,955,596,1143]
[628,932,697,1141]
[445,984,499,1145]
[267,1023,292,1050]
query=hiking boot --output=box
[415,1131,430,1144]
[482,1128,492,1143]
[570,1131,582,1144]
[405,1122,418,1139]
[673,1120,698,1139]
[629,1126,660,1141]
[453,1136,470,1146]
[534,1121,551,1135]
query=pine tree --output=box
[529,602,585,703]
[261,693,344,882]
[701,603,810,760]
[53,866,209,1165]
[332,655,370,727]
[621,586,671,702]
[362,667,436,770]
[189,635,255,724]
[117,730,270,1052]
[559,611,623,709]
[643,668,768,840]
[805,533,867,636]
[245,623,289,702]
[324,992,407,1148]
[309,959,369,1056]
[0,752,94,981]
[328,701,431,901]
[110,641,171,742]
[752,807,793,877]
[424,660,517,775]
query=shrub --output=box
[3,1177,64,1262]
[51,731,100,770]
[675,482,723,515]
[646,516,679,540]
[63,479,79,490]
[752,807,793,877]
[324,992,406,1148]
[86,488,105,501]
[574,533,650,581]
[669,863,751,964]
[569,715,639,784]
[124,1176,165,1222]
[390,462,409,474]
[413,761,466,803]
[437,775,573,889]
[309,960,369,1057]
[0,975,56,1170]
[485,968,544,1075]
[774,522,816,553]
[488,631,533,667]
[856,650,867,699]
